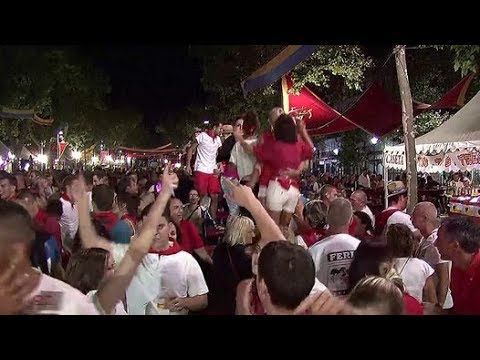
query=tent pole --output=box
[383,147,388,210]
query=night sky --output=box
[82,45,205,130]
[82,45,392,131]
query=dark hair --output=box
[273,114,297,144]
[353,211,373,233]
[164,197,182,220]
[320,184,336,199]
[348,242,392,292]
[0,171,17,188]
[116,177,131,195]
[258,241,315,310]
[388,192,408,206]
[441,217,480,254]
[303,200,328,229]
[0,200,35,246]
[242,110,260,137]
[93,170,108,181]
[386,223,415,258]
[84,172,94,186]
[62,175,77,191]
[117,193,140,218]
[140,202,172,223]
[92,184,115,212]
[46,199,63,218]
[65,248,110,294]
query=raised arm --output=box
[95,164,179,314]
[233,125,255,155]
[70,177,110,250]
[296,117,314,150]
[223,178,285,244]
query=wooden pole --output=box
[394,45,418,213]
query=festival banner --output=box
[385,149,480,173]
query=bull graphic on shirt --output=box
[327,250,355,296]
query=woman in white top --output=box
[65,248,127,315]
[386,224,438,304]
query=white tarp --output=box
[384,90,480,171]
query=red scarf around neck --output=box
[206,129,217,140]
[121,213,138,226]
[94,211,119,234]
[149,239,183,256]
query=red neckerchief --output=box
[34,208,49,228]
[276,176,299,190]
[121,213,137,226]
[94,211,119,234]
[301,228,325,247]
[149,239,183,256]
[61,193,74,208]
[206,129,217,140]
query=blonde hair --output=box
[348,276,404,315]
[224,216,255,246]
[268,107,284,125]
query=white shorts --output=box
[266,180,300,213]
[258,185,267,198]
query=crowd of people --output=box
[0,106,479,315]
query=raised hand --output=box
[0,261,41,315]
[223,178,256,209]
[161,162,179,193]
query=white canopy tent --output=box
[384,90,480,173]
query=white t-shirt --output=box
[358,174,370,188]
[25,273,98,315]
[309,233,360,296]
[394,257,434,304]
[416,229,453,309]
[86,290,128,315]
[126,251,209,315]
[294,235,308,250]
[194,132,222,174]
[229,137,258,180]
[59,197,79,248]
[386,208,418,233]
[361,205,375,227]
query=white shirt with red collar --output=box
[194,131,222,174]
[125,247,209,315]
[385,207,418,233]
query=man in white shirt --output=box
[126,212,209,315]
[411,202,453,309]
[186,122,223,220]
[357,169,370,189]
[309,198,360,296]
[374,181,421,240]
[59,175,79,252]
[350,190,375,227]
[0,201,97,315]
